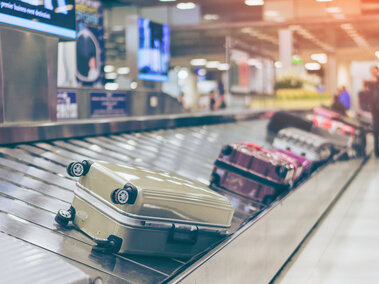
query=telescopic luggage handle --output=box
[168,224,199,245]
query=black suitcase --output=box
[267,111,313,135]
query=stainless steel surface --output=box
[0,109,264,145]
[0,116,367,283]
[0,26,57,123]
[170,157,367,284]
[0,232,90,284]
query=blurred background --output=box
[1,0,379,122]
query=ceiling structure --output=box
[102,0,379,67]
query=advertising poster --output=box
[137,18,170,82]
[57,90,78,120]
[75,0,104,87]
[90,92,127,117]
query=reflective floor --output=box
[276,151,379,283]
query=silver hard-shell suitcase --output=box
[55,160,234,258]
[272,128,333,162]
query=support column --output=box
[279,29,293,71]
[325,54,337,96]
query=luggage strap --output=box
[214,160,289,189]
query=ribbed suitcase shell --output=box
[210,143,295,205]
[272,128,333,162]
[211,165,288,205]
[215,143,295,186]
[71,161,234,257]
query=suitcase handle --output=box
[168,224,198,245]
[239,142,262,150]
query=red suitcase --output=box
[307,114,355,137]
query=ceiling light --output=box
[130,81,138,90]
[326,7,341,13]
[275,61,283,68]
[105,72,117,80]
[341,23,353,30]
[206,61,220,68]
[316,0,333,2]
[333,14,345,19]
[204,14,219,20]
[177,2,196,9]
[178,69,189,80]
[117,67,130,75]
[305,62,321,71]
[198,68,207,76]
[244,0,264,6]
[311,53,328,64]
[105,83,119,90]
[264,10,279,17]
[160,0,176,2]
[218,63,230,71]
[191,58,207,66]
[104,65,115,73]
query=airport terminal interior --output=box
[0,0,379,283]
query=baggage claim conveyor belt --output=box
[0,111,369,283]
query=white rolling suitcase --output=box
[55,160,234,258]
[272,128,333,162]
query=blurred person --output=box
[217,93,227,110]
[87,56,98,81]
[338,86,351,110]
[331,89,347,116]
[358,80,371,112]
[368,66,379,157]
[210,90,217,111]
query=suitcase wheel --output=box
[91,277,104,284]
[113,188,130,204]
[93,235,122,254]
[275,165,288,179]
[263,196,274,206]
[221,145,233,156]
[55,206,76,227]
[111,184,138,205]
[210,173,220,187]
[67,160,92,177]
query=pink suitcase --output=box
[215,142,296,186]
[313,107,342,120]
[272,149,312,180]
[210,143,296,205]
